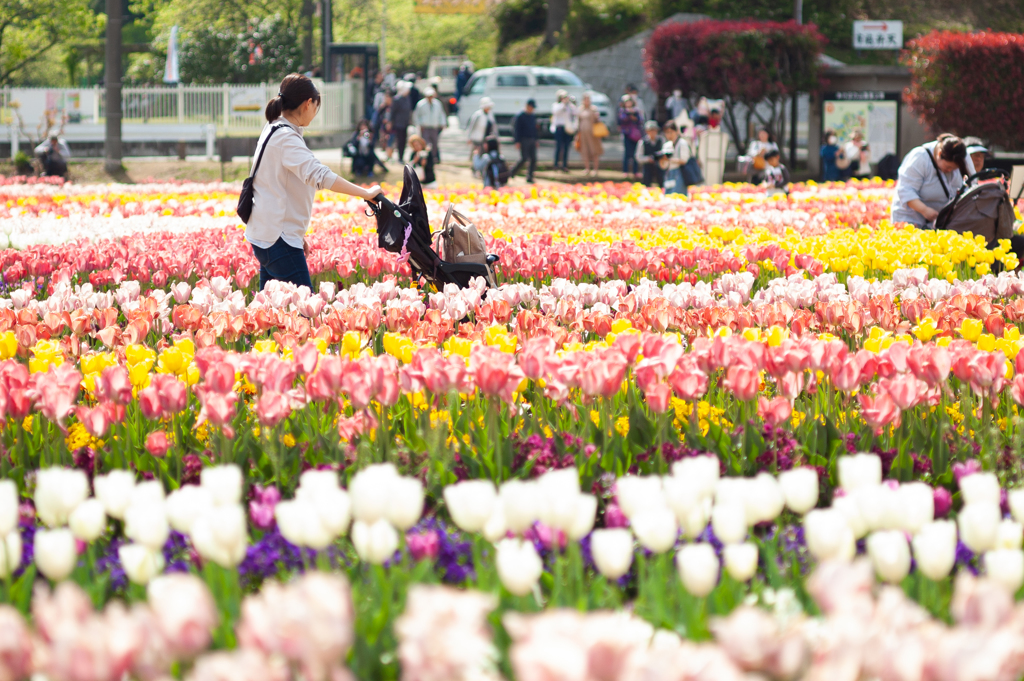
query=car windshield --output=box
[533,69,583,87]
[467,75,487,94]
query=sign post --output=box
[852,21,903,50]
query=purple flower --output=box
[953,459,982,484]
[955,541,979,575]
[248,484,280,530]
[406,529,440,561]
[603,503,629,529]
[933,487,953,518]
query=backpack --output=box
[486,154,510,187]
[876,153,899,181]
[439,204,497,287]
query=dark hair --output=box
[356,118,371,131]
[764,149,781,161]
[265,73,321,123]
[485,138,499,153]
[662,121,678,133]
[935,133,969,177]
[759,126,774,143]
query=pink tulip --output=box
[147,573,218,658]
[145,431,170,458]
[858,392,900,431]
[907,343,951,386]
[831,357,862,393]
[203,362,236,394]
[644,382,673,414]
[470,346,525,405]
[249,485,280,530]
[137,386,163,420]
[152,375,189,414]
[669,359,708,401]
[406,530,440,561]
[933,486,952,518]
[722,365,759,402]
[293,343,320,376]
[757,396,792,427]
[31,364,81,428]
[255,392,291,428]
[0,606,31,681]
[952,459,982,484]
[77,404,112,438]
[1011,374,1024,406]
[582,350,628,398]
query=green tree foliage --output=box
[176,16,302,84]
[0,0,98,85]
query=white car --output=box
[457,66,611,134]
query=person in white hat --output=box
[414,86,446,163]
[964,137,989,175]
[466,97,497,162]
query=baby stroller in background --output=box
[366,166,499,290]
[934,168,1022,269]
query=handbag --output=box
[237,124,285,224]
[681,156,703,186]
[593,120,610,139]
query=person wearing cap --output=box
[964,137,988,174]
[414,87,446,163]
[466,97,498,163]
[635,120,665,187]
[511,98,539,183]
[550,89,577,172]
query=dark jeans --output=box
[251,237,313,291]
[553,126,571,169]
[623,137,639,174]
[641,163,663,187]
[512,138,537,181]
[395,127,409,162]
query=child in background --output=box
[761,149,790,193]
[473,138,509,189]
[408,134,437,188]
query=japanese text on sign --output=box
[852,20,903,50]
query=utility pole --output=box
[322,0,332,80]
[790,0,802,169]
[104,0,122,173]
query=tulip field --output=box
[2,175,1024,680]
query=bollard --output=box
[10,126,18,160]
[177,140,187,160]
[206,124,215,161]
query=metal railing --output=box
[0,80,361,139]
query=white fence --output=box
[0,80,361,144]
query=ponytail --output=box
[266,73,321,123]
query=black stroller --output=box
[935,169,1017,244]
[366,166,498,290]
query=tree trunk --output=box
[301,0,314,72]
[543,0,570,49]
[104,0,122,173]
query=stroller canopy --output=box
[935,169,1016,244]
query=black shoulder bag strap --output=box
[926,145,950,200]
[236,124,285,224]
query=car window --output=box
[496,74,529,87]
[467,76,487,94]
[533,69,583,87]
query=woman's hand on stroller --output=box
[361,185,383,202]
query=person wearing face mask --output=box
[820,128,843,182]
[890,133,975,227]
[246,74,382,291]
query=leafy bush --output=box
[179,15,301,85]
[496,35,570,66]
[13,151,32,174]
[645,19,824,152]
[902,30,1024,150]
[566,0,647,55]
[492,0,548,51]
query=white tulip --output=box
[912,520,957,581]
[165,485,214,534]
[200,464,243,506]
[714,477,749,509]
[296,486,352,539]
[34,467,88,528]
[0,531,21,579]
[68,499,106,542]
[94,470,136,520]
[832,493,868,539]
[867,530,911,583]
[119,544,165,585]
[500,480,540,535]
[190,505,247,568]
[131,480,166,506]
[0,479,18,535]
[679,499,711,539]
[745,473,784,525]
[495,538,543,597]
[671,456,719,500]
[1008,488,1024,525]
[837,453,881,491]
[386,476,424,531]
[663,475,701,524]
[298,469,339,492]
[615,476,665,519]
[959,472,1001,506]
[631,505,678,554]
[565,494,597,541]
[444,480,497,533]
[590,528,634,580]
[723,542,759,582]
[482,506,509,544]
[34,528,77,581]
[958,502,1001,553]
[124,501,170,551]
[350,463,399,523]
[537,468,581,532]
[352,518,400,565]
[897,482,934,534]
[996,519,1023,550]
[984,549,1024,593]
[804,509,855,562]
[778,467,818,514]
[275,499,332,550]
[856,484,901,532]
[676,543,719,597]
[711,503,747,545]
